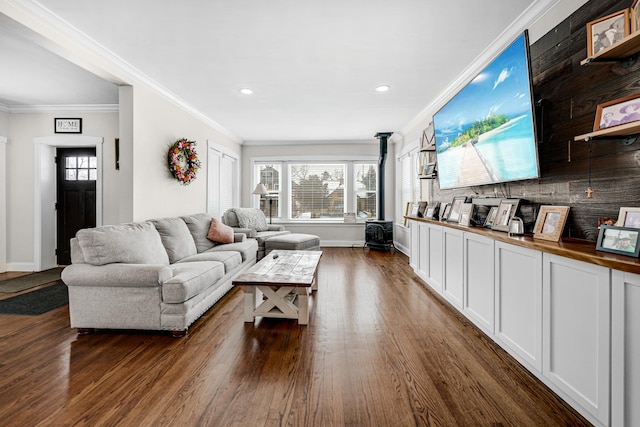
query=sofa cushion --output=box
[178,250,242,272]
[181,213,216,253]
[148,217,197,263]
[76,222,170,266]
[231,208,268,231]
[222,209,239,227]
[205,239,258,262]
[163,261,225,303]
[207,217,234,244]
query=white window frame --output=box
[251,156,377,222]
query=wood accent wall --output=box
[429,0,640,240]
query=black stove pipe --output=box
[374,132,393,221]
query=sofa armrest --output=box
[231,227,257,238]
[62,263,173,288]
[267,225,286,231]
[234,233,246,243]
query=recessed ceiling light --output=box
[239,88,253,95]
[375,85,391,92]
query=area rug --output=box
[0,283,68,315]
[0,267,64,293]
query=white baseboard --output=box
[6,262,36,272]
[320,240,366,247]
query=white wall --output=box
[130,84,242,221]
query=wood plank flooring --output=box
[0,248,590,426]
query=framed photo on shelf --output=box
[447,196,467,223]
[403,202,412,226]
[440,203,451,221]
[633,0,640,33]
[586,9,630,57]
[615,207,640,228]
[492,199,521,232]
[596,225,640,257]
[593,93,640,131]
[417,201,428,218]
[425,202,440,220]
[410,203,420,217]
[458,203,474,227]
[422,163,436,176]
[533,206,570,242]
[484,206,498,228]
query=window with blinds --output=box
[290,163,345,219]
[354,162,377,219]
[254,163,282,219]
[399,149,419,222]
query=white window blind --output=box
[290,163,345,220]
[399,150,419,220]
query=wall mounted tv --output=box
[433,31,539,190]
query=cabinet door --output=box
[409,220,419,270]
[417,222,429,280]
[426,224,443,294]
[442,227,464,309]
[612,270,640,427]
[543,254,610,425]
[463,232,494,335]
[494,241,542,372]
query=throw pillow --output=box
[232,207,268,231]
[207,217,234,244]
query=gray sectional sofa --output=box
[61,213,258,336]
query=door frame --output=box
[33,135,103,271]
[0,136,6,273]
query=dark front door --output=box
[56,147,97,265]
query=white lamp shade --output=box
[252,183,269,195]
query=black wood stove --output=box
[365,132,394,251]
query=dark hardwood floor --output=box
[0,248,590,426]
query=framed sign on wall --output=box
[55,118,82,134]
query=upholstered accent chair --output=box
[222,208,290,260]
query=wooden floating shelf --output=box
[574,121,640,141]
[581,31,640,65]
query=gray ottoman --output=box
[265,233,320,255]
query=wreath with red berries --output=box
[167,138,201,185]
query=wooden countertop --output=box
[406,216,640,275]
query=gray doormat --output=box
[0,282,68,315]
[0,267,64,293]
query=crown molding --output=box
[243,139,376,147]
[7,104,119,114]
[0,0,241,144]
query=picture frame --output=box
[422,163,436,176]
[410,203,420,217]
[492,199,521,232]
[425,201,440,220]
[447,196,467,223]
[615,207,640,228]
[533,206,570,242]
[586,9,630,57]
[440,203,451,221]
[458,203,474,227]
[484,206,498,228]
[54,118,82,134]
[633,0,640,33]
[404,202,412,226]
[417,201,428,218]
[596,225,640,257]
[593,93,640,131]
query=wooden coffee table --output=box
[233,250,322,325]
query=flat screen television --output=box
[433,31,539,190]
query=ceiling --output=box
[1,0,547,142]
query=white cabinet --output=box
[611,270,640,427]
[542,254,610,425]
[418,222,429,281]
[425,224,443,294]
[442,227,464,309]
[463,232,494,335]
[494,241,542,372]
[409,221,419,271]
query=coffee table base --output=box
[239,281,315,325]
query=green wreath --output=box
[167,138,201,185]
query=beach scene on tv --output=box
[433,34,539,190]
